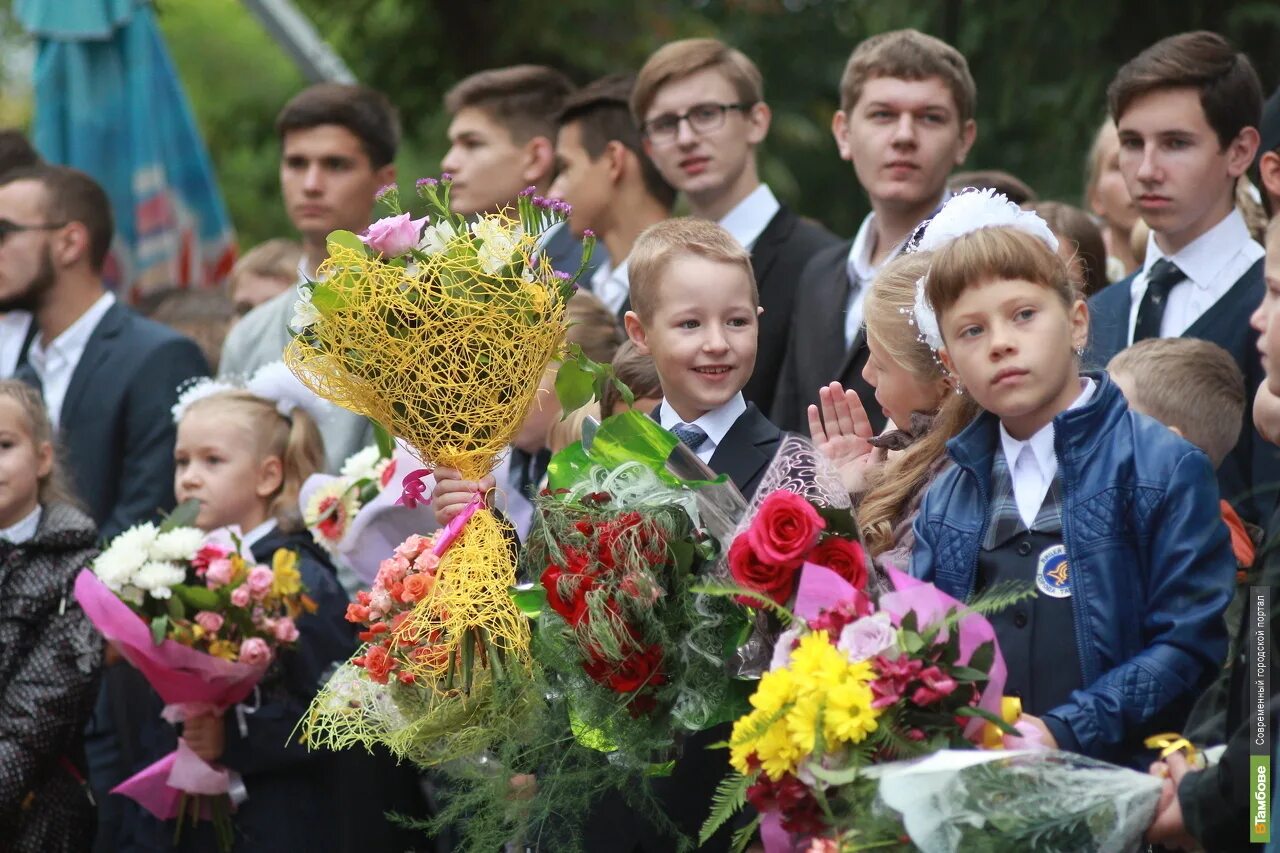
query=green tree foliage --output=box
[163,0,1280,245]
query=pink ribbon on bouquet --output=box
[396,467,434,508]
[433,495,482,556]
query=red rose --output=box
[582,643,665,694]
[806,537,869,590]
[361,644,394,684]
[729,535,799,605]
[541,565,594,626]
[747,491,825,566]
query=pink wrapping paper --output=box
[75,570,267,818]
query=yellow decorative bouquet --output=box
[286,178,594,762]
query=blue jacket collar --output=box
[946,371,1124,488]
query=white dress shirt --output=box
[0,505,41,544]
[27,291,116,428]
[718,184,781,251]
[241,519,278,552]
[0,311,33,379]
[1127,208,1263,343]
[998,378,1096,527]
[843,211,913,351]
[658,392,747,464]
[589,258,630,315]
[492,451,534,540]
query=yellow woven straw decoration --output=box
[285,215,567,479]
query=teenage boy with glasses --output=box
[631,38,838,417]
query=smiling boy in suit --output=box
[772,29,977,435]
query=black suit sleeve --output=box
[105,336,209,539]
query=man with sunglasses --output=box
[632,38,837,417]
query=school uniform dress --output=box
[910,372,1235,765]
[1087,209,1280,524]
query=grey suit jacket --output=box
[220,288,373,473]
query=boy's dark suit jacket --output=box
[581,403,783,852]
[1087,258,1280,524]
[771,238,887,435]
[745,205,839,419]
[19,300,210,541]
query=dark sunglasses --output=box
[0,218,67,242]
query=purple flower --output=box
[532,196,550,210]
[360,212,428,257]
[554,200,573,215]
[837,613,897,663]
[416,177,438,188]
[375,183,397,200]
[582,228,596,238]
[519,186,537,197]
[553,270,572,280]
[440,172,454,182]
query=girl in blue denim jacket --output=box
[907,194,1235,765]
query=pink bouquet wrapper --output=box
[75,570,267,819]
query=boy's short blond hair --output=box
[1108,338,1245,468]
[229,238,302,287]
[626,217,756,321]
[631,38,763,123]
[839,29,976,122]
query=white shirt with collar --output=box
[28,291,116,428]
[241,519,278,552]
[718,184,781,251]
[842,212,913,351]
[658,392,748,464]
[998,377,1096,528]
[1126,207,1263,342]
[0,505,41,544]
[589,258,630,316]
[0,311,32,379]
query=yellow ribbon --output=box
[1144,732,1198,764]
[981,696,1023,749]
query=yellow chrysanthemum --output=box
[789,632,848,687]
[754,719,805,780]
[208,640,238,662]
[272,548,303,597]
[785,693,822,755]
[749,667,796,715]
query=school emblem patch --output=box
[1035,544,1071,598]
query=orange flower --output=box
[401,572,435,603]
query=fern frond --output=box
[699,772,750,844]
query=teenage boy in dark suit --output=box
[1087,30,1280,524]
[630,38,838,417]
[772,29,977,435]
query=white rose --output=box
[340,446,383,481]
[837,612,899,663]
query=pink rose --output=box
[273,617,299,643]
[193,544,231,576]
[194,611,224,634]
[230,586,251,608]
[360,212,427,257]
[412,550,439,574]
[247,567,274,599]
[238,637,272,666]
[747,491,826,566]
[395,534,432,560]
[205,558,233,588]
[376,555,411,586]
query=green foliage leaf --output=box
[175,584,221,613]
[815,505,858,539]
[509,584,547,618]
[372,421,396,459]
[968,640,996,676]
[690,581,794,626]
[167,594,186,622]
[150,615,169,646]
[161,499,202,533]
[729,815,762,853]
[700,773,749,844]
[955,704,1018,734]
[327,229,366,255]
[554,357,596,415]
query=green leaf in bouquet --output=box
[900,609,919,634]
[167,594,186,622]
[947,665,992,683]
[729,815,761,853]
[174,584,221,613]
[669,539,696,574]
[899,629,925,655]
[644,760,676,777]
[160,498,201,533]
[554,357,596,415]
[816,505,859,539]
[509,584,547,618]
[955,704,1019,735]
[150,615,169,646]
[700,773,750,845]
[310,279,348,315]
[968,639,996,676]
[327,229,367,256]
[372,420,396,459]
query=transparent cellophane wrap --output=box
[287,218,568,764]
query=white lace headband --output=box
[906,188,1060,351]
[171,361,330,425]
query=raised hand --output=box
[808,382,881,496]
[1143,752,1200,849]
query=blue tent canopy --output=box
[17,0,236,297]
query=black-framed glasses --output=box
[0,218,67,243]
[642,102,754,145]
